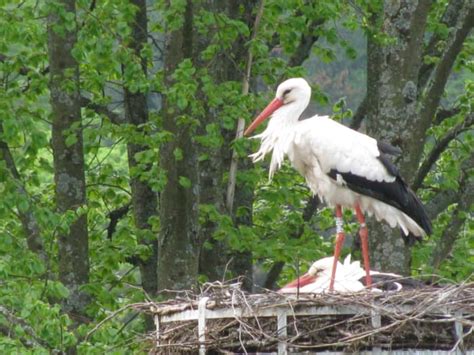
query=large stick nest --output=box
[135,282,474,353]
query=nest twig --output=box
[133,281,474,353]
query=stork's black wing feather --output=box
[359,274,426,291]
[378,154,399,176]
[377,141,402,156]
[376,141,401,176]
[327,170,432,236]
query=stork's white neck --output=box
[249,97,309,179]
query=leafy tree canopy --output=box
[0,0,472,351]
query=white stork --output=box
[244,78,431,290]
[279,256,423,294]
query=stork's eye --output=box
[283,89,291,96]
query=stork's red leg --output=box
[329,205,345,291]
[354,204,372,288]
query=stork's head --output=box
[279,257,339,291]
[307,257,338,276]
[244,78,311,136]
[276,78,311,105]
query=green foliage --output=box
[0,0,472,352]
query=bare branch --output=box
[227,4,326,212]
[413,113,474,191]
[425,185,462,220]
[0,324,38,349]
[263,261,285,289]
[0,124,46,261]
[0,53,49,76]
[418,0,465,90]
[434,105,461,125]
[80,96,124,125]
[0,305,51,349]
[287,17,325,67]
[350,95,368,130]
[85,303,139,341]
[430,152,474,271]
[226,0,265,212]
[107,203,131,239]
[403,1,432,79]
[0,54,30,75]
[420,2,474,128]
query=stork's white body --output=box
[246,78,431,291]
[249,79,426,237]
[279,256,404,294]
[280,257,366,293]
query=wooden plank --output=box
[159,304,380,323]
[157,302,442,324]
[164,305,461,322]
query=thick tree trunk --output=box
[158,0,200,291]
[47,0,89,315]
[365,0,431,273]
[198,0,254,288]
[124,0,158,328]
[158,1,258,291]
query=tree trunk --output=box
[47,0,89,316]
[158,0,200,291]
[198,0,257,289]
[365,0,431,273]
[157,0,258,291]
[124,0,158,328]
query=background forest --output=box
[0,0,473,352]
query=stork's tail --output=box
[403,186,432,239]
[401,231,422,246]
[360,273,427,291]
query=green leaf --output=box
[65,133,78,147]
[179,176,192,189]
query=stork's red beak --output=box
[278,273,316,292]
[244,98,284,136]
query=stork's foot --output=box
[329,232,345,291]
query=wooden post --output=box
[198,297,209,355]
[371,307,381,354]
[454,311,463,354]
[152,306,160,349]
[277,308,288,355]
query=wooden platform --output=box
[136,282,474,354]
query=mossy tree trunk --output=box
[158,0,259,291]
[158,0,201,291]
[364,0,473,273]
[47,0,90,316]
[124,0,159,328]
